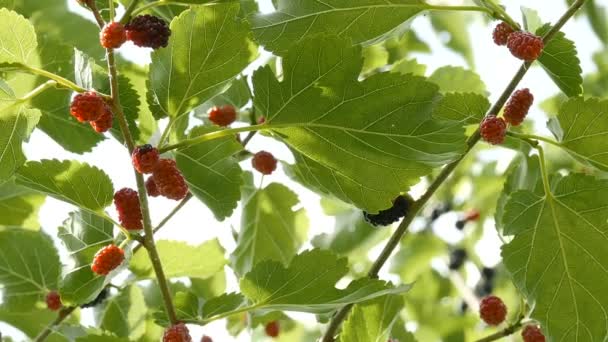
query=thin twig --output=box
[475,321,525,342]
[320,1,587,340]
[34,307,76,342]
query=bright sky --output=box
[2,0,605,340]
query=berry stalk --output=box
[321,1,587,340]
[474,320,525,342]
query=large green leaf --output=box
[57,211,114,306]
[0,8,37,64]
[536,24,583,97]
[0,106,40,182]
[175,126,243,220]
[432,92,490,126]
[0,179,44,230]
[428,66,486,95]
[502,174,608,341]
[15,159,114,212]
[130,239,226,279]
[231,176,308,275]
[240,249,411,314]
[339,295,405,342]
[255,35,466,212]
[0,229,61,311]
[101,285,147,340]
[548,97,608,171]
[148,3,258,118]
[250,0,427,54]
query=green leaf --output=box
[191,270,226,299]
[15,159,115,212]
[430,12,473,66]
[339,295,404,342]
[231,175,308,275]
[250,0,428,54]
[390,233,446,283]
[255,35,466,212]
[175,126,243,220]
[240,249,411,314]
[391,58,427,76]
[0,8,38,64]
[502,174,608,341]
[0,79,16,110]
[311,209,380,256]
[521,7,543,33]
[0,106,40,182]
[75,333,129,342]
[0,229,61,311]
[585,0,608,44]
[536,24,583,97]
[57,211,114,306]
[548,97,608,171]
[101,285,147,340]
[153,290,201,325]
[428,66,486,95]
[120,64,157,145]
[149,3,258,118]
[385,30,430,64]
[202,292,244,319]
[130,239,226,279]
[58,211,115,264]
[0,179,44,230]
[74,49,93,90]
[432,93,490,126]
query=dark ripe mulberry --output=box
[208,105,237,127]
[100,22,127,49]
[480,115,507,145]
[522,325,546,342]
[448,248,467,270]
[91,245,125,276]
[70,91,107,122]
[132,144,160,174]
[114,188,143,230]
[152,159,189,200]
[507,31,544,61]
[252,151,278,175]
[201,336,213,342]
[479,295,507,326]
[80,288,109,308]
[503,88,534,126]
[493,22,514,46]
[126,15,171,49]
[363,195,411,226]
[145,176,160,197]
[163,323,192,342]
[90,105,113,133]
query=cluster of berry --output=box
[160,321,280,342]
[480,22,541,145]
[479,295,545,342]
[133,145,189,201]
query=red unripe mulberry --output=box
[46,291,62,311]
[163,323,192,342]
[91,245,125,276]
[522,325,546,342]
[503,88,534,126]
[70,91,106,122]
[479,295,507,326]
[145,176,160,197]
[507,31,544,61]
[208,105,237,127]
[152,159,189,200]
[480,115,507,145]
[114,188,143,230]
[132,144,160,174]
[100,22,127,49]
[265,321,280,338]
[252,151,278,175]
[90,105,113,133]
[493,22,514,46]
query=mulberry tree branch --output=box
[321,1,587,340]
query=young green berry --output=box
[503,88,534,126]
[46,291,62,311]
[265,321,280,338]
[252,151,278,175]
[507,31,544,61]
[132,144,160,174]
[114,188,143,230]
[152,159,189,200]
[163,323,192,342]
[208,105,237,127]
[493,22,514,46]
[480,115,507,145]
[91,245,125,276]
[479,295,507,326]
[145,176,160,197]
[522,325,546,342]
[126,15,171,49]
[100,22,127,49]
[90,105,113,133]
[363,195,411,227]
[70,91,107,122]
